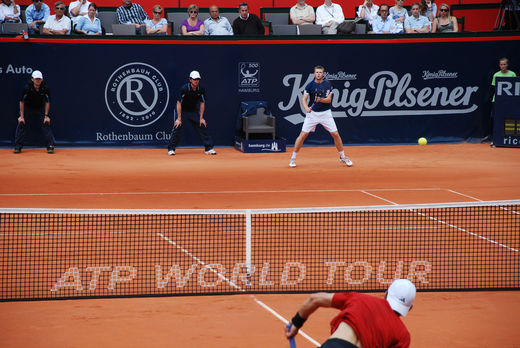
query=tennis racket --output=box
[309,91,324,111]
[285,323,297,348]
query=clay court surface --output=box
[1,144,519,347]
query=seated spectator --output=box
[145,4,167,35]
[420,0,436,22]
[204,5,233,36]
[357,0,379,28]
[232,2,264,35]
[0,0,21,24]
[316,0,344,34]
[68,0,90,26]
[290,0,315,25]
[372,3,398,33]
[432,3,457,32]
[181,4,204,36]
[404,2,429,33]
[389,0,408,33]
[25,0,51,34]
[75,3,101,34]
[42,1,71,34]
[116,0,148,33]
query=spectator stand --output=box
[451,3,502,31]
[261,7,362,36]
[0,4,26,34]
[97,7,119,35]
[458,16,466,31]
[260,7,291,34]
[164,7,242,36]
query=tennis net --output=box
[1,200,519,301]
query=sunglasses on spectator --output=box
[439,8,448,11]
[153,11,161,14]
[189,10,198,13]
[55,7,65,10]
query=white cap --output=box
[32,70,43,79]
[386,279,416,317]
[189,70,201,79]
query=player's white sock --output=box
[339,151,346,158]
[291,152,297,160]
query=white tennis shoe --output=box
[289,159,296,167]
[340,156,353,167]
[168,150,175,156]
[205,149,217,155]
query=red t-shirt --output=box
[330,292,410,348]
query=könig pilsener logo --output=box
[105,62,169,127]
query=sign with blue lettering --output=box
[0,38,519,147]
[493,77,520,147]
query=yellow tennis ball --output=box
[418,137,427,145]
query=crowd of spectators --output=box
[0,0,459,35]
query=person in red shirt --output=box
[285,279,416,348]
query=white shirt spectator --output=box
[43,14,71,34]
[389,6,408,33]
[0,0,21,23]
[372,16,399,33]
[204,16,233,35]
[315,2,344,27]
[357,3,380,26]
[68,0,91,25]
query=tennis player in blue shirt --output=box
[289,65,353,168]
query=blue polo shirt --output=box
[304,79,332,112]
[404,15,430,31]
[24,3,50,33]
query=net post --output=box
[246,209,252,283]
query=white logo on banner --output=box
[278,70,479,125]
[238,62,260,93]
[422,70,458,80]
[325,71,357,81]
[105,62,169,127]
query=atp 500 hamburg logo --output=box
[105,62,169,127]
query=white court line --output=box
[252,296,321,347]
[360,191,398,205]
[413,210,519,253]
[0,188,446,197]
[157,232,321,347]
[357,190,519,253]
[445,189,483,202]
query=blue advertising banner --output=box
[1,36,519,148]
[493,77,520,147]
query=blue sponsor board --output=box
[493,77,520,147]
[1,36,519,147]
[234,136,286,153]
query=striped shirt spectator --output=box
[116,0,147,25]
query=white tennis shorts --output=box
[301,109,338,133]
